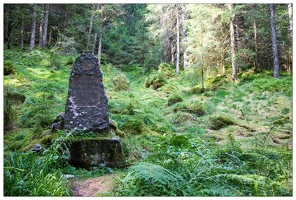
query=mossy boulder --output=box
[168,93,183,106]
[4,61,16,75]
[152,79,165,90]
[144,73,167,90]
[5,92,26,105]
[158,63,174,78]
[189,86,203,94]
[159,84,179,94]
[170,134,189,147]
[109,119,126,138]
[68,137,124,169]
[209,115,237,130]
[206,75,229,90]
[121,115,145,135]
[173,111,195,126]
[188,104,206,117]
[112,73,129,91]
[144,77,152,88]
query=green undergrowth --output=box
[3,47,292,196]
[112,133,292,196]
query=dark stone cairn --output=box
[64,52,123,169]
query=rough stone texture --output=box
[68,137,123,169]
[64,52,109,133]
[29,143,42,152]
[51,112,65,133]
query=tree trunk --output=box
[38,23,43,48]
[41,4,49,47]
[253,5,258,72]
[4,5,10,49]
[269,4,280,78]
[87,4,96,51]
[288,4,292,38]
[229,4,237,82]
[181,3,188,69]
[38,4,44,48]
[97,4,103,66]
[92,32,97,53]
[176,4,180,74]
[30,4,37,51]
[21,14,24,50]
[201,64,205,93]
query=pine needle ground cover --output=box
[3,48,292,196]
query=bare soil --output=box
[70,173,116,196]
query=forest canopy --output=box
[4,3,292,77]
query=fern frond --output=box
[212,173,268,196]
[123,162,185,186]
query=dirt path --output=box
[70,173,116,196]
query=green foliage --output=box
[120,114,146,135]
[4,87,17,131]
[119,162,185,196]
[157,63,175,78]
[145,72,167,90]
[167,93,183,106]
[112,73,129,91]
[209,115,237,130]
[170,134,189,148]
[3,9,293,195]
[246,76,292,96]
[4,61,16,75]
[114,133,292,196]
[62,165,114,179]
[4,134,72,196]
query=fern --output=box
[122,162,185,195]
[123,162,184,185]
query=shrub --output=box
[4,61,16,75]
[145,73,167,90]
[170,134,189,148]
[168,93,183,106]
[157,63,174,78]
[112,73,129,91]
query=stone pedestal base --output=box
[68,137,123,169]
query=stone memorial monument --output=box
[64,52,109,133]
[64,52,123,169]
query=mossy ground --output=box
[3,47,292,195]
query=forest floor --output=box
[70,173,116,196]
[3,49,292,196]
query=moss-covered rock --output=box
[188,104,206,117]
[144,77,152,88]
[170,134,189,147]
[152,79,165,90]
[172,111,195,126]
[189,86,203,94]
[121,115,145,135]
[68,137,124,169]
[144,73,167,90]
[112,73,129,91]
[158,63,174,78]
[168,93,183,106]
[159,84,179,94]
[209,115,237,130]
[4,61,16,75]
[109,119,126,138]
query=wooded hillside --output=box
[3,3,292,197]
